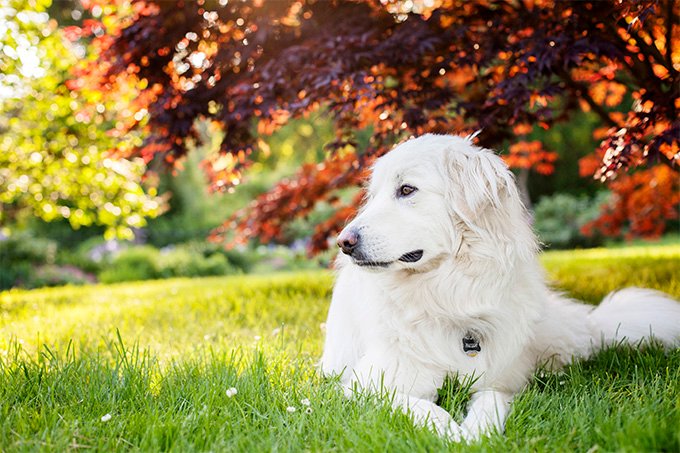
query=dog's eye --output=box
[397,184,417,198]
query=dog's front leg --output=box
[460,389,513,440]
[345,354,463,440]
[391,392,464,441]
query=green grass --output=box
[1,246,679,451]
[541,243,680,303]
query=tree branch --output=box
[557,69,619,128]
[629,25,669,72]
[604,22,652,87]
[665,0,678,78]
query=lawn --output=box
[1,245,679,451]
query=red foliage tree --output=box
[75,0,679,251]
[582,165,679,239]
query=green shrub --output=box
[57,243,103,275]
[98,243,237,283]
[159,246,234,278]
[193,253,232,276]
[250,245,329,273]
[157,248,195,278]
[0,232,56,264]
[0,232,57,290]
[0,261,31,290]
[27,218,106,250]
[175,240,255,273]
[533,192,609,249]
[98,246,161,283]
[221,248,255,273]
[24,265,94,289]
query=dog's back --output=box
[529,288,680,370]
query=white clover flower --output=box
[300,398,310,407]
[286,406,296,413]
[253,335,262,341]
[226,387,238,398]
[305,407,313,414]
[101,413,112,422]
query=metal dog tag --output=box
[462,330,481,357]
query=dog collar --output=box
[463,330,481,357]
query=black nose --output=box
[337,229,360,255]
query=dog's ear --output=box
[445,148,537,265]
[445,149,516,224]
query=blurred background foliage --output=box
[0,0,677,290]
[0,0,161,240]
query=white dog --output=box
[320,134,680,441]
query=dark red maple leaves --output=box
[75,0,679,251]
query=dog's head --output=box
[337,134,536,272]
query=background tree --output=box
[75,0,679,251]
[0,0,162,240]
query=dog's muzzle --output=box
[337,229,424,266]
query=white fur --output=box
[320,134,680,441]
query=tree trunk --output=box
[517,168,533,217]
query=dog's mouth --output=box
[353,250,423,268]
[354,260,391,268]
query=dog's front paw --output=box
[422,403,466,442]
[458,425,481,443]
[436,419,466,442]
